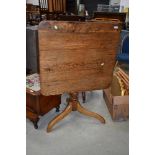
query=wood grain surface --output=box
[38,21,121,95]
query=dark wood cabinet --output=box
[26,4,40,26]
[93,12,126,29]
[26,89,61,129]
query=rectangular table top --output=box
[38,20,121,95]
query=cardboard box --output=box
[103,88,129,121]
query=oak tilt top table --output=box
[38,20,121,132]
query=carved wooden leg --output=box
[47,92,105,133]
[77,102,105,123]
[47,102,72,132]
[26,107,40,129]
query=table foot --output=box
[77,101,105,123]
[47,102,72,132]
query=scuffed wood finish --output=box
[38,21,121,96]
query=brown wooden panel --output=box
[39,32,119,50]
[39,95,61,115]
[38,21,121,95]
[26,91,61,116]
[39,20,121,32]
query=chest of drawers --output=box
[26,88,61,129]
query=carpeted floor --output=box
[26,90,129,155]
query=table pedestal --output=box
[47,93,105,132]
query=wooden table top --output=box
[38,20,121,96]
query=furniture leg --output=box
[82,92,86,103]
[26,107,40,129]
[47,93,105,133]
[77,101,106,123]
[47,102,72,132]
[55,105,60,112]
[33,120,39,129]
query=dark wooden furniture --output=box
[66,0,77,15]
[26,88,61,129]
[38,20,121,132]
[93,12,126,22]
[26,4,40,25]
[57,15,85,21]
[48,0,66,12]
[39,0,66,20]
[93,12,126,29]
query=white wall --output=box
[26,0,39,5]
[120,0,129,7]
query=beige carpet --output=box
[26,90,129,155]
